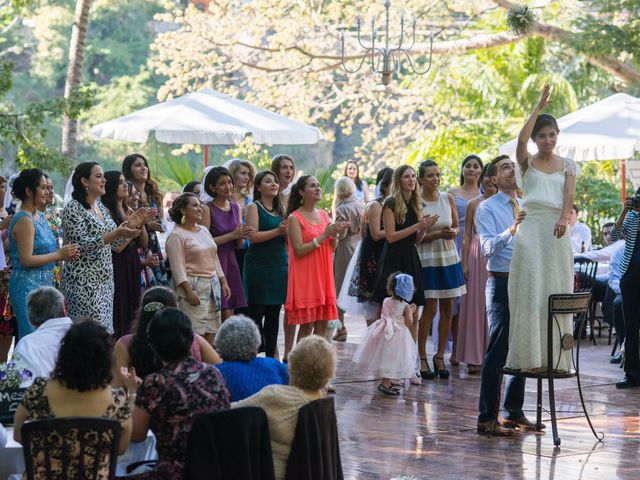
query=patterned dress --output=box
[135,357,231,479]
[62,199,125,333]
[19,377,131,480]
[44,207,62,289]
[9,211,56,338]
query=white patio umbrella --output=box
[91,88,322,164]
[499,93,640,200]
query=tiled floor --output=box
[296,315,640,480]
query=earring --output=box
[180,215,186,225]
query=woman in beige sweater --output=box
[165,193,231,345]
[233,335,336,480]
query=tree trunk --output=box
[61,0,93,160]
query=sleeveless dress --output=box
[506,156,578,371]
[372,198,425,306]
[352,297,418,378]
[8,211,56,338]
[417,192,466,298]
[285,210,337,324]
[207,200,247,310]
[243,202,288,305]
[112,240,142,339]
[456,212,489,365]
[337,199,384,319]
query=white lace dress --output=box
[506,156,579,371]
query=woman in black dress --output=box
[103,171,150,338]
[372,165,438,378]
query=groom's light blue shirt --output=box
[475,191,521,273]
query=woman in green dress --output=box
[243,171,288,358]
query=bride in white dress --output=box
[506,84,578,372]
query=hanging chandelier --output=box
[340,0,434,86]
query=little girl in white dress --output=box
[353,272,419,395]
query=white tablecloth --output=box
[0,428,157,480]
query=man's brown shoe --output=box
[477,420,514,436]
[501,416,545,431]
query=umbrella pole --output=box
[622,159,627,203]
[204,145,209,167]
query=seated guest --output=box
[574,222,625,316]
[113,286,221,388]
[130,307,230,479]
[606,241,626,363]
[12,287,72,386]
[215,315,288,401]
[574,222,623,262]
[569,204,592,253]
[13,320,134,456]
[233,336,336,480]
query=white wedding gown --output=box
[506,155,578,371]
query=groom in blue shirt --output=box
[475,155,539,435]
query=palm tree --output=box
[61,0,93,160]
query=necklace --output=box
[258,200,275,213]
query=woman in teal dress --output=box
[243,171,288,358]
[8,169,79,339]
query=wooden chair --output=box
[573,259,599,344]
[21,417,121,480]
[497,292,605,447]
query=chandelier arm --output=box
[398,46,433,75]
[341,51,370,74]
[395,16,405,51]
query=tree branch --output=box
[492,0,640,85]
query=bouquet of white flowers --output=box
[506,4,538,36]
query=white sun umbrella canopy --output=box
[499,93,640,161]
[91,88,322,145]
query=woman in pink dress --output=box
[456,163,498,373]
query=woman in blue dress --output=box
[9,169,80,338]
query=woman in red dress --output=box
[285,175,347,342]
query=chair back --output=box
[284,397,343,480]
[547,293,591,375]
[21,417,121,480]
[184,407,275,480]
[573,259,598,292]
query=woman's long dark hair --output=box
[128,286,178,379]
[344,161,363,190]
[376,167,394,200]
[122,154,163,208]
[71,162,100,209]
[253,171,283,217]
[102,171,126,225]
[286,175,312,218]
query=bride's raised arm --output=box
[516,84,552,172]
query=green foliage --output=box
[0,59,95,172]
[158,155,202,193]
[575,162,625,244]
[572,1,640,58]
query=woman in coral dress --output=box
[285,175,347,341]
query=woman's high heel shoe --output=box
[432,355,450,379]
[420,358,437,380]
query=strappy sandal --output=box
[378,383,400,396]
[420,358,437,380]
